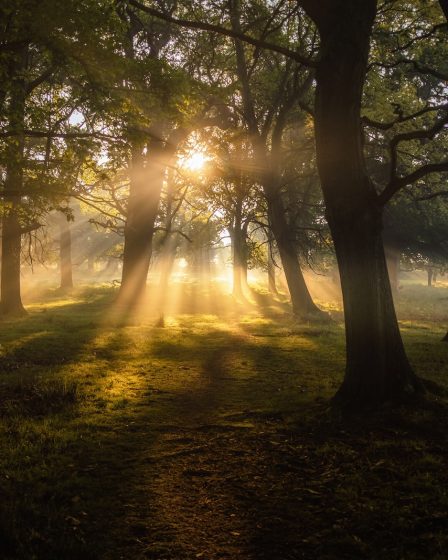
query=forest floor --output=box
[0,281,448,560]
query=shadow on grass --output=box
[0,299,334,559]
[1,286,448,559]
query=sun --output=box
[180,151,207,171]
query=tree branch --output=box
[126,0,316,67]
[26,65,57,95]
[362,103,448,131]
[368,58,448,81]
[386,111,448,189]
[19,222,42,235]
[415,189,448,201]
[379,161,448,205]
[0,129,127,143]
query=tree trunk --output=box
[0,46,27,316]
[232,232,248,297]
[331,213,420,407]
[304,0,422,408]
[229,1,320,318]
[157,233,179,320]
[1,212,25,316]
[59,214,73,291]
[235,236,249,295]
[385,245,400,293]
[265,189,321,317]
[230,229,242,298]
[267,234,278,294]
[117,139,165,310]
[427,267,433,287]
[231,194,248,298]
[159,243,177,295]
[439,0,448,342]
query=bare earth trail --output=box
[67,320,448,560]
[79,327,323,560]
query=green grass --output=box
[0,283,447,559]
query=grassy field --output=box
[0,282,447,560]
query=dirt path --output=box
[71,335,448,560]
[2,296,448,560]
[71,337,326,560]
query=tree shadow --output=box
[2,289,448,559]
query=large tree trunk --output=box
[438,1,448,342]
[117,139,165,310]
[439,0,448,20]
[59,214,73,291]
[231,232,248,298]
[0,46,27,316]
[1,211,25,316]
[303,0,422,408]
[384,244,400,293]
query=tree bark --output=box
[267,232,278,294]
[384,244,400,293]
[265,183,321,316]
[1,211,25,316]
[231,193,248,298]
[117,139,165,310]
[59,214,73,291]
[0,46,27,316]
[439,0,448,20]
[303,0,423,408]
[437,1,448,341]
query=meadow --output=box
[0,279,447,560]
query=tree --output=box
[125,0,448,408]
[0,0,123,314]
[300,0,448,407]
[228,0,322,317]
[437,0,448,340]
[114,3,230,312]
[58,212,74,291]
[129,0,324,317]
[1,43,29,315]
